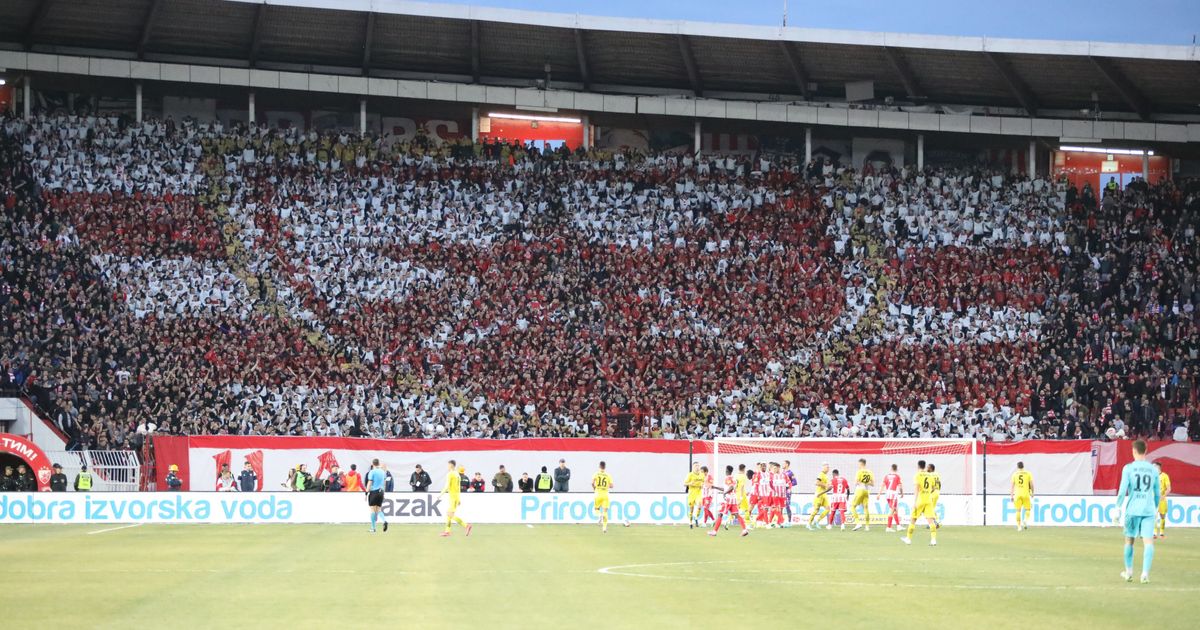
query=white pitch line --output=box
[87,523,144,535]
[6,567,586,576]
[597,560,733,578]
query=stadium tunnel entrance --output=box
[0,434,55,491]
[0,451,33,474]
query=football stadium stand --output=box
[0,1,1197,449]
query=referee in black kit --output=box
[365,459,389,533]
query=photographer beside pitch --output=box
[492,465,513,492]
[410,465,432,492]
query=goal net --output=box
[698,438,979,523]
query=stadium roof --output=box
[3,0,1199,120]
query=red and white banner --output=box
[159,436,691,494]
[985,440,1094,495]
[1093,440,1200,495]
[150,437,1200,497]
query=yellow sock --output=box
[930,520,938,541]
[454,516,467,528]
[906,522,915,538]
[863,506,870,525]
[1016,510,1022,527]
[444,516,452,533]
[601,511,608,527]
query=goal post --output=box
[697,438,980,525]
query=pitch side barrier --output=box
[3,492,1199,527]
[155,436,1200,495]
[156,436,1127,496]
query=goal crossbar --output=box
[699,438,979,523]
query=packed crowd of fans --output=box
[1,112,1197,448]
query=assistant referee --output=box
[366,459,388,533]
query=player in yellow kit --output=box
[1155,462,1170,538]
[851,458,874,532]
[806,463,832,530]
[902,460,938,546]
[927,463,942,526]
[1011,461,1034,531]
[684,462,705,529]
[593,461,614,533]
[437,459,472,537]
[736,465,751,526]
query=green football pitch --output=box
[3,523,1197,629]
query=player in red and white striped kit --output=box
[754,462,770,527]
[709,465,750,537]
[761,462,777,527]
[879,463,903,532]
[769,462,787,527]
[829,469,851,530]
[700,467,716,525]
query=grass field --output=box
[3,523,1197,629]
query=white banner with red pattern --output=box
[145,436,1200,498]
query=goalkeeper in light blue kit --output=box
[1115,440,1160,584]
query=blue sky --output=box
[436,0,1199,45]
